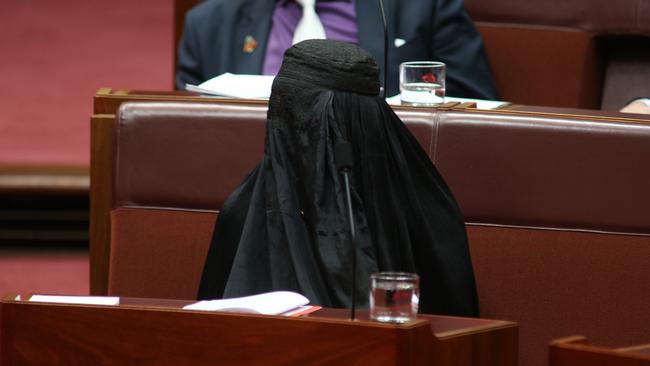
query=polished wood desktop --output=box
[95,88,650,122]
[1,295,517,366]
[549,336,650,366]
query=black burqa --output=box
[198,39,478,317]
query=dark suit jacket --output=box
[176,0,498,99]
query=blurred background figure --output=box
[176,0,498,99]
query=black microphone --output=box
[378,0,389,98]
[334,141,357,320]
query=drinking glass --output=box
[399,61,446,106]
[369,272,419,323]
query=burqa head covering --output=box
[198,39,478,316]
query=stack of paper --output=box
[183,291,313,315]
[384,94,509,109]
[29,295,120,306]
[187,73,509,110]
[185,73,274,99]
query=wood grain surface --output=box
[1,298,516,366]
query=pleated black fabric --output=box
[198,39,478,316]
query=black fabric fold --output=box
[198,39,478,316]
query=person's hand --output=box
[620,98,650,115]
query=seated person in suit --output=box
[198,39,479,317]
[176,0,498,99]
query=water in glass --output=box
[370,278,419,323]
[400,82,445,106]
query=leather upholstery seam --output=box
[466,222,650,238]
[431,111,440,164]
[113,205,220,214]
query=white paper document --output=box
[185,73,275,99]
[386,94,509,110]
[187,73,508,110]
[29,295,120,306]
[183,291,310,315]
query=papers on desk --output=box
[189,73,507,109]
[385,94,509,110]
[185,73,274,99]
[183,291,316,316]
[29,295,120,306]
[188,73,509,110]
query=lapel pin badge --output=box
[243,35,258,54]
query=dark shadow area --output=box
[0,192,89,248]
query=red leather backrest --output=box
[464,0,650,109]
[113,103,650,235]
[108,102,437,299]
[465,0,650,35]
[434,111,650,234]
[112,103,437,211]
[476,25,601,108]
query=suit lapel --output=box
[356,0,394,87]
[232,0,276,74]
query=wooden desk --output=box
[94,88,650,123]
[549,336,650,366]
[1,296,517,366]
[94,88,487,115]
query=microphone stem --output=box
[378,0,389,98]
[343,170,357,320]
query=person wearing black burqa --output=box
[198,39,478,317]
